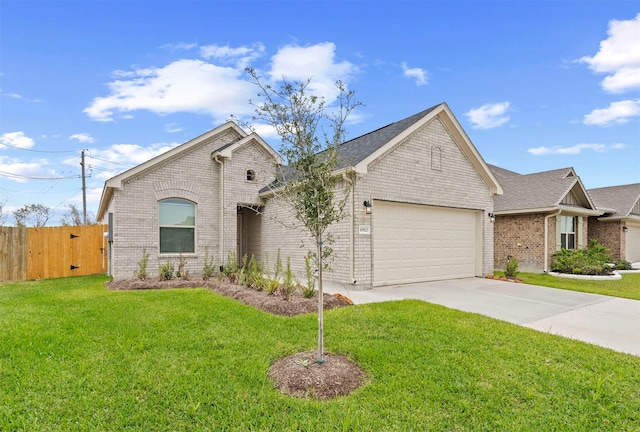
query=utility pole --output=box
[81,149,87,225]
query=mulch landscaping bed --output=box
[105,277,351,317]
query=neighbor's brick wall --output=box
[588,218,623,261]
[494,214,548,272]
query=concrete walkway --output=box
[325,278,640,356]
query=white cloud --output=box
[69,133,94,144]
[200,43,265,68]
[93,143,176,166]
[268,42,358,101]
[528,143,625,156]
[580,14,640,93]
[84,42,358,124]
[164,123,183,133]
[84,59,255,122]
[401,62,428,86]
[465,102,511,129]
[583,99,640,126]
[0,131,35,149]
[161,42,198,52]
[0,156,55,182]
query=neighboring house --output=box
[587,183,640,263]
[98,102,502,287]
[489,165,601,273]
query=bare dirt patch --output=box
[105,276,366,399]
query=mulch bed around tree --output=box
[105,276,367,399]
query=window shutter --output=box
[555,215,562,250]
[577,216,584,248]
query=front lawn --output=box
[504,272,640,300]
[1,275,639,431]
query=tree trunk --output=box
[316,231,324,364]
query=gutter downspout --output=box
[544,210,561,273]
[214,155,224,265]
[342,173,355,284]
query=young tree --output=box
[13,203,52,227]
[246,68,361,363]
[61,203,83,226]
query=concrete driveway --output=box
[325,278,640,356]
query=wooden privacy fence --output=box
[0,225,107,282]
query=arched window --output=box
[246,169,256,182]
[159,199,195,253]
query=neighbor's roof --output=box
[489,164,599,215]
[588,183,640,217]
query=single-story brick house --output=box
[97,102,502,287]
[587,183,640,263]
[488,165,602,273]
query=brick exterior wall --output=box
[108,130,276,280]
[588,218,623,261]
[257,116,495,288]
[495,214,590,273]
[108,115,496,286]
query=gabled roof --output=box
[97,121,279,221]
[260,102,502,195]
[489,164,600,216]
[588,183,640,219]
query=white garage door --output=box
[373,200,480,286]
[625,224,640,263]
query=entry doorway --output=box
[237,206,262,265]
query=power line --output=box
[0,142,79,153]
[0,170,85,180]
[86,154,133,167]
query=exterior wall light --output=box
[363,200,372,215]
[488,212,496,223]
[622,226,628,233]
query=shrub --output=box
[614,260,632,270]
[222,250,239,283]
[279,257,297,301]
[136,248,149,280]
[159,261,174,281]
[551,239,613,275]
[302,253,317,298]
[176,253,188,279]
[202,247,216,280]
[504,255,519,278]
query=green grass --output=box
[496,271,640,300]
[1,275,639,431]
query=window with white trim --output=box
[559,215,576,249]
[159,199,195,253]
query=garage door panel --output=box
[374,201,478,286]
[626,225,640,262]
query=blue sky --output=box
[1,1,639,225]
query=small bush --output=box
[551,239,613,275]
[222,250,239,283]
[614,260,632,270]
[202,247,216,280]
[279,257,297,300]
[159,261,174,281]
[176,253,188,279]
[136,248,149,280]
[504,255,519,278]
[302,253,316,298]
